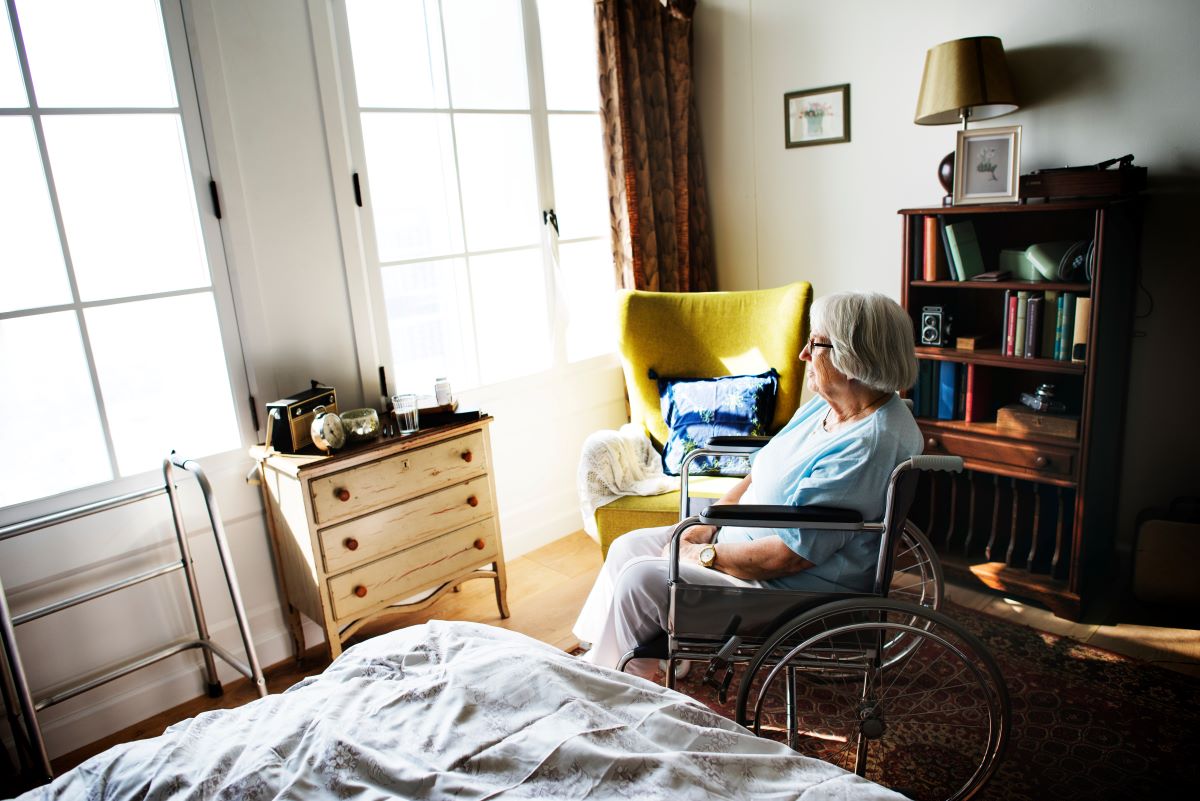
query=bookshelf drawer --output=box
[923,430,1075,478]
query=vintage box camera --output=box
[920,306,951,347]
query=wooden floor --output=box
[50,527,1200,775]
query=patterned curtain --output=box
[595,0,716,292]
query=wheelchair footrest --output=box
[702,634,741,704]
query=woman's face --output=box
[800,330,849,399]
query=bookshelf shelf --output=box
[900,199,1141,621]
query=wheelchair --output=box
[616,441,1010,801]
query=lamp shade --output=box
[914,36,1018,125]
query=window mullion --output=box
[519,0,565,368]
[7,0,121,478]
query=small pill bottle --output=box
[434,377,452,406]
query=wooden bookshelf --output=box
[901,199,1141,620]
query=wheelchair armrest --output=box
[698,503,865,530]
[704,435,772,454]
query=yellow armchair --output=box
[593,282,813,556]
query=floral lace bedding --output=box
[21,621,906,800]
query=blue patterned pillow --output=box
[656,369,779,476]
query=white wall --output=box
[695,0,1200,556]
[2,0,625,761]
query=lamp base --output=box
[938,151,955,203]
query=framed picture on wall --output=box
[953,125,1022,204]
[784,84,850,148]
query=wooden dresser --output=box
[253,417,508,658]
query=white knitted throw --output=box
[577,423,676,540]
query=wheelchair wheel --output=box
[735,598,1009,801]
[888,520,943,611]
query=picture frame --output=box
[784,84,850,148]
[953,125,1022,205]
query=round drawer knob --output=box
[473,538,486,550]
[461,450,473,463]
[335,488,351,502]
[466,495,479,507]
[1033,455,1049,469]
[344,537,359,551]
[926,437,940,450]
[353,585,368,598]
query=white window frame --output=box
[0,0,255,523]
[307,0,616,405]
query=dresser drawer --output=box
[923,429,1075,478]
[328,519,499,621]
[310,431,487,525]
[318,476,493,573]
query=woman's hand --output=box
[660,524,716,557]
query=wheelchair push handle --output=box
[908,455,963,473]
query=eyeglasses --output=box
[805,337,834,352]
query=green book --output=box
[945,221,986,280]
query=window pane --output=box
[537,0,600,111]
[455,113,539,251]
[0,117,71,312]
[442,0,528,110]
[362,112,464,262]
[548,114,607,240]
[560,239,616,362]
[42,114,209,301]
[0,3,26,107]
[16,0,177,108]
[85,294,239,475]
[345,0,447,108]
[469,249,549,384]
[381,258,475,393]
[0,312,111,506]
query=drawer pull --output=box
[467,495,479,507]
[1033,455,1049,469]
[335,488,351,502]
[353,585,368,598]
[344,537,359,551]
[473,538,486,550]
[461,450,473,463]
[925,437,940,450]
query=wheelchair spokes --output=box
[736,599,1009,801]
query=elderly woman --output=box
[574,291,923,672]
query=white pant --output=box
[572,525,761,669]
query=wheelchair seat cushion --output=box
[656,369,779,476]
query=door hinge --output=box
[209,180,222,219]
[353,172,363,207]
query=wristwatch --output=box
[698,544,717,568]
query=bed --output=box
[20,621,906,800]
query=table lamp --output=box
[914,36,1019,201]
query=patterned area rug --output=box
[621,602,1200,801]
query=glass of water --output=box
[391,393,420,435]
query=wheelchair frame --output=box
[618,446,1010,801]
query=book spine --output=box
[955,361,967,419]
[942,218,962,281]
[1013,291,1030,358]
[1041,290,1059,358]
[922,216,940,281]
[937,361,958,420]
[964,363,977,423]
[1024,297,1043,358]
[1054,294,1066,359]
[1059,293,1076,361]
[1071,296,1092,363]
[921,360,936,418]
[1005,292,1018,356]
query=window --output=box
[0,0,246,509]
[336,0,615,394]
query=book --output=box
[1001,289,1013,354]
[939,216,960,281]
[1040,290,1059,359]
[922,216,948,281]
[1071,296,1092,363]
[955,362,967,419]
[1013,291,1031,358]
[937,361,958,420]
[1024,296,1043,358]
[1056,293,1076,360]
[920,360,936,418]
[964,363,993,423]
[971,270,1011,282]
[945,220,986,281]
[1004,291,1019,356]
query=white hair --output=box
[811,291,919,392]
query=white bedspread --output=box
[577,423,676,539]
[22,621,906,800]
